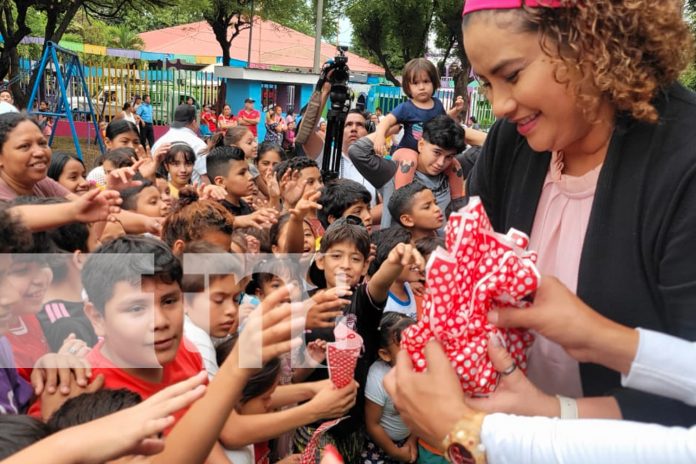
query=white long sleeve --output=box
[622,328,696,406]
[481,413,696,464]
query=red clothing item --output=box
[201,112,217,133]
[238,109,261,136]
[254,441,270,464]
[218,114,237,133]
[6,314,51,381]
[28,338,205,429]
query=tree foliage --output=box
[346,0,432,86]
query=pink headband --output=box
[463,0,566,16]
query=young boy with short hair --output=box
[387,182,444,240]
[80,236,203,423]
[348,115,466,228]
[369,226,420,320]
[299,218,424,463]
[318,178,373,234]
[207,146,278,229]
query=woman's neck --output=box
[0,170,35,195]
[560,104,616,177]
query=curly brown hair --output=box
[161,187,234,248]
[463,0,694,123]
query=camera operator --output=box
[302,72,382,223]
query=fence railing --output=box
[17,59,221,125]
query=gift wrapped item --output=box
[300,417,349,464]
[327,322,363,389]
[401,197,539,394]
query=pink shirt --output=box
[526,151,602,398]
[0,176,69,201]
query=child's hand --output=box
[373,134,387,155]
[306,340,328,363]
[235,284,303,369]
[40,373,104,422]
[307,380,358,420]
[244,234,261,254]
[58,333,90,358]
[410,281,425,297]
[407,435,419,462]
[71,188,122,223]
[138,143,169,180]
[394,442,417,463]
[106,159,146,191]
[386,243,425,272]
[363,243,377,276]
[234,208,278,230]
[238,302,256,326]
[280,168,303,205]
[31,353,94,396]
[305,287,351,329]
[198,183,227,201]
[265,169,282,200]
[289,188,322,220]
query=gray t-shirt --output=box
[365,360,411,441]
[347,136,450,228]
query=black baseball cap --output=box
[171,104,196,128]
[244,98,255,103]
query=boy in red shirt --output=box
[80,235,204,430]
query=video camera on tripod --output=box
[295,47,353,181]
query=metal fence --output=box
[18,59,221,124]
[368,84,456,114]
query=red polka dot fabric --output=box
[300,417,349,464]
[327,322,363,389]
[401,197,539,395]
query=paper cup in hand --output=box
[327,322,363,389]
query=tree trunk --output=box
[373,49,400,86]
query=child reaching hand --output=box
[363,313,418,464]
[371,58,465,199]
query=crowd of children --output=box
[0,54,473,464]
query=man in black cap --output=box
[237,97,261,137]
[151,103,207,161]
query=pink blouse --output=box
[526,151,602,398]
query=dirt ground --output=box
[51,136,104,170]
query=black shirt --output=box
[305,283,386,434]
[220,198,254,217]
[468,82,696,426]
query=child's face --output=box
[379,340,401,367]
[236,130,258,160]
[166,153,193,187]
[59,158,90,195]
[257,151,282,179]
[405,189,444,231]
[93,278,184,368]
[302,222,316,255]
[103,160,117,177]
[256,276,285,300]
[409,71,434,104]
[317,241,367,288]
[239,380,278,415]
[297,167,323,196]
[416,139,456,176]
[342,201,372,234]
[397,261,422,284]
[4,260,52,316]
[186,274,240,338]
[135,186,166,218]
[155,178,172,216]
[221,160,255,199]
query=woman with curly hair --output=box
[383,0,696,462]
